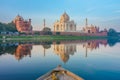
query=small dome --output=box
[60,12,70,23]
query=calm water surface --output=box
[0,39,120,80]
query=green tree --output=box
[107,28,118,36]
[0,21,17,32]
[42,27,52,35]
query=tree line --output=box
[0,21,17,32]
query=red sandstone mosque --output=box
[13,15,32,32]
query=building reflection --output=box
[83,40,107,57]
[0,39,119,62]
[53,40,108,62]
[54,43,76,63]
[14,44,32,60]
[42,44,51,57]
[40,41,52,57]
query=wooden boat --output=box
[37,65,84,80]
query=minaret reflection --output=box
[54,43,76,63]
[14,44,32,61]
[83,40,107,57]
[42,44,51,57]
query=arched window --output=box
[70,46,73,51]
[57,25,59,30]
[67,26,68,30]
[56,46,59,51]
[70,24,73,30]
[61,24,62,27]
[74,24,76,31]
[88,30,90,33]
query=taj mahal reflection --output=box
[0,39,118,62]
[54,43,76,63]
[53,40,108,62]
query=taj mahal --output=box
[54,12,76,32]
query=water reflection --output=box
[0,43,18,55]
[54,43,76,63]
[0,38,120,62]
[107,38,120,46]
[42,42,51,57]
[83,40,107,57]
[14,44,32,60]
[0,39,120,80]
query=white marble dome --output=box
[60,12,70,22]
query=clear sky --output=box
[0,0,120,31]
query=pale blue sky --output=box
[0,0,120,31]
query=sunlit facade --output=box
[54,12,76,32]
[13,15,32,32]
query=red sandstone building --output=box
[13,15,32,32]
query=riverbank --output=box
[0,35,108,41]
